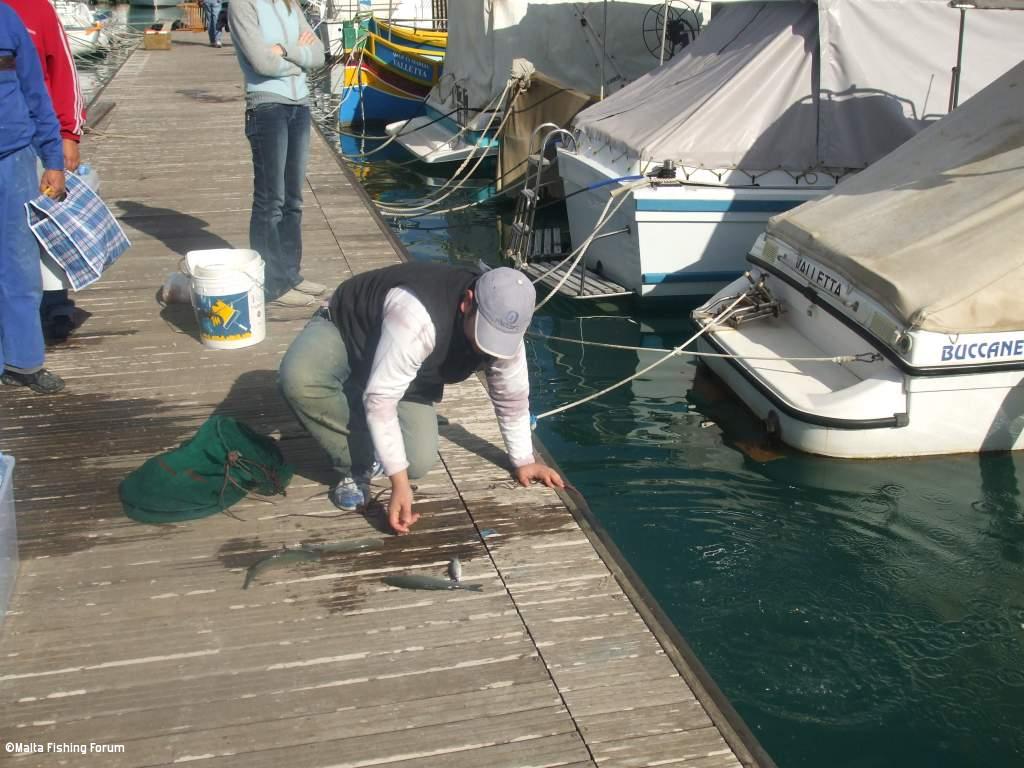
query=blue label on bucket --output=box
[196,290,252,341]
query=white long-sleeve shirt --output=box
[363,287,535,476]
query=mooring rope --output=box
[533,291,751,421]
[377,81,521,216]
[531,178,650,310]
[527,331,881,364]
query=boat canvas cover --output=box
[768,61,1024,335]
[436,0,661,111]
[571,0,1024,172]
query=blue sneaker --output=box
[329,477,364,511]
[355,461,386,502]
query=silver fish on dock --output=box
[384,573,482,592]
[447,556,462,583]
[243,547,319,590]
[305,538,382,554]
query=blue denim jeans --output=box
[202,0,222,44]
[278,315,439,479]
[244,103,311,300]
[0,146,45,374]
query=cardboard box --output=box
[143,30,172,51]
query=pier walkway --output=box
[0,35,770,768]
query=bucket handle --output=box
[178,257,266,292]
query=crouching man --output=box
[279,262,564,534]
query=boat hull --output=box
[338,71,429,125]
[557,149,829,298]
[368,18,446,54]
[336,43,435,125]
[694,247,1024,458]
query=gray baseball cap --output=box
[473,267,536,359]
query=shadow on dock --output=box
[116,200,236,255]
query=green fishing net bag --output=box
[119,415,293,523]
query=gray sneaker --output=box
[294,279,327,296]
[269,289,316,307]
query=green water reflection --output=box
[335,126,1024,767]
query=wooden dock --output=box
[0,35,772,768]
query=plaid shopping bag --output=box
[25,172,131,291]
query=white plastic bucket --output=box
[184,249,266,350]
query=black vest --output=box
[329,262,487,404]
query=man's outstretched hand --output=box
[387,472,420,535]
[514,462,565,489]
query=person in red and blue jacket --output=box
[5,0,88,342]
[0,2,66,394]
[3,0,86,172]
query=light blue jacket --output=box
[228,0,325,106]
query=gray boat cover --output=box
[572,0,1024,172]
[768,61,1024,334]
[438,0,681,111]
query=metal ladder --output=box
[506,124,576,267]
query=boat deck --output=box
[0,34,770,768]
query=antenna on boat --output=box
[947,1,1024,109]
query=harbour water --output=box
[338,130,1024,768]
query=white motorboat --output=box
[386,0,694,164]
[691,60,1024,458]
[55,0,108,57]
[557,0,1024,299]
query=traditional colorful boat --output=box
[338,31,443,125]
[368,18,446,54]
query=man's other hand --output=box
[299,30,317,46]
[62,139,80,173]
[387,476,420,535]
[514,463,565,489]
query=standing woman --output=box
[229,0,326,307]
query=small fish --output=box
[243,548,319,590]
[479,528,498,539]
[447,556,462,583]
[384,573,483,592]
[305,538,382,554]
